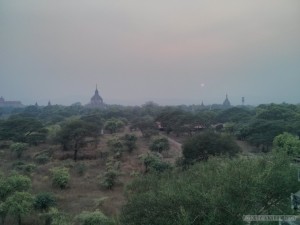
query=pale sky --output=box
[0,0,299,106]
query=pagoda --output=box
[85,85,105,108]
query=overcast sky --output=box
[0,0,299,106]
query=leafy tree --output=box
[107,137,124,158]
[149,137,170,153]
[0,202,7,225]
[0,117,47,145]
[5,191,33,225]
[256,103,297,121]
[182,132,240,164]
[104,118,124,134]
[57,119,94,161]
[122,134,137,153]
[141,153,171,173]
[76,210,114,225]
[50,167,70,189]
[243,119,287,151]
[131,116,158,138]
[100,170,118,190]
[42,207,72,225]
[156,107,189,135]
[121,153,298,225]
[216,107,254,123]
[34,192,56,212]
[81,113,104,147]
[273,132,300,155]
[6,174,31,193]
[10,143,28,159]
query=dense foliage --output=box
[121,153,299,225]
[182,132,240,164]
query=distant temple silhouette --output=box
[223,94,231,107]
[0,96,23,108]
[85,85,105,108]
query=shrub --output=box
[7,174,31,192]
[141,153,172,173]
[10,143,28,159]
[35,154,50,164]
[182,131,240,164]
[34,192,56,212]
[77,210,113,225]
[50,167,70,189]
[100,170,118,190]
[75,163,87,176]
[107,137,124,158]
[149,137,169,153]
[16,163,37,174]
[122,134,137,153]
[43,207,72,225]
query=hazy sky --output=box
[0,0,299,106]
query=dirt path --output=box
[161,134,183,163]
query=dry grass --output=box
[0,129,182,221]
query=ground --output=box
[0,128,256,224]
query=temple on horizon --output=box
[85,86,105,108]
[223,94,231,107]
[0,96,23,108]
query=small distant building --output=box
[223,94,231,107]
[0,96,23,108]
[85,86,106,109]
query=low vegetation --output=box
[0,102,299,224]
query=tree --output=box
[140,153,172,173]
[0,117,47,145]
[5,191,33,225]
[42,207,72,225]
[149,137,170,153]
[122,134,137,153]
[104,118,124,134]
[81,113,104,147]
[243,119,287,151]
[131,116,158,138]
[50,167,70,189]
[107,137,124,158]
[58,119,93,161]
[0,173,31,224]
[6,174,31,193]
[100,170,118,190]
[10,143,28,159]
[121,153,298,225]
[76,210,113,225]
[182,132,240,164]
[273,132,300,155]
[34,192,56,212]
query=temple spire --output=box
[95,84,99,94]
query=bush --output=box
[76,210,114,225]
[121,153,298,225]
[34,192,56,212]
[7,174,31,192]
[16,163,37,174]
[182,131,240,164]
[141,153,172,173]
[35,154,50,164]
[43,208,72,225]
[122,134,137,153]
[100,170,118,190]
[10,143,28,159]
[149,137,169,153]
[75,163,87,176]
[50,167,70,189]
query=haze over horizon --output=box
[0,0,299,106]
